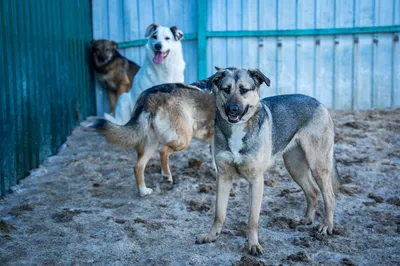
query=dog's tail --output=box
[87,110,150,148]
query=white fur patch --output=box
[153,108,177,144]
[139,186,153,196]
[228,124,246,163]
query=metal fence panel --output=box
[0,0,95,195]
[92,0,399,112]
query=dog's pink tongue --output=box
[153,52,164,64]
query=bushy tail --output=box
[87,112,150,148]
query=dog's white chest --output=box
[228,125,246,162]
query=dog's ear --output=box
[145,23,159,37]
[111,41,118,49]
[248,69,270,87]
[214,66,222,71]
[170,26,184,41]
[207,70,226,90]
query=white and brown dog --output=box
[105,24,185,125]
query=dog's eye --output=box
[222,86,231,94]
[165,37,170,40]
[238,85,249,94]
[152,35,157,39]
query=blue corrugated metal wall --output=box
[0,0,95,195]
[92,0,400,112]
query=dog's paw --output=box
[318,224,333,236]
[139,187,153,197]
[300,217,313,225]
[249,243,264,256]
[162,175,173,184]
[195,233,218,244]
[161,169,173,182]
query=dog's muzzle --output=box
[97,55,108,64]
[225,104,249,123]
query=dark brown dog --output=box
[91,39,140,113]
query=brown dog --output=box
[91,39,140,113]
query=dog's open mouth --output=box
[227,105,249,123]
[153,50,170,64]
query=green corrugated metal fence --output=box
[0,0,95,195]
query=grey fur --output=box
[262,94,321,154]
[196,68,338,256]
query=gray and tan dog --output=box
[196,68,338,256]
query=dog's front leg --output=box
[247,176,264,256]
[107,90,117,114]
[196,171,233,244]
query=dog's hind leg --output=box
[159,135,191,184]
[300,136,336,235]
[283,146,318,225]
[134,134,158,196]
[159,146,174,183]
[156,112,193,184]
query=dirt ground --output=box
[0,108,399,266]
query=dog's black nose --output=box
[226,104,239,115]
[155,43,162,51]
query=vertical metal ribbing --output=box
[23,0,34,170]
[371,0,376,108]
[224,0,228,68]
[332,0,337,109]
[0,1,7,195]
[275,0,279,95]
[197,0,208,80]
[0,0,95,195]
[10,1,24,185]
[391,0,396,108]
[294,0,298,94]
[351,0,356,109]
[312,0,317,98]
[240,0,244,68]
[256,0,260,70]
[48,0,58,153]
